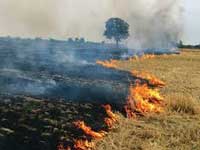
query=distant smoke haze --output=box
[0,0,183,48]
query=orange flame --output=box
[131,70,165,87]
[96,59,118,69]
[74,139,95,150]
[124,105,137,119]
[73,120,106,139]
[58,53,169,150]
[140,54,156,60]
[104,118,115,129]
[102,104,118,128]
[125,82,164,117]
[57,144,71,150]
[102,104,118,122]
[128,54,156,62]
[96,54,157,70]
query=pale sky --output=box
[183,0,200,44]
[0,0,199,45]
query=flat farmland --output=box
[97,49,200,150]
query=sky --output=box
[182,0,200,44]
[0,0,199,45]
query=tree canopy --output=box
[104,18,129,46]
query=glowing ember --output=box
[125,82,164,116]
[102,104,118,122]
[124,105,137,119]
[74,139,95,150]
[131,70,165,87]
[73,120,107,139]
[57,144,71,150]
[140,54,156,60]
[102,104,118,128]
[96,59,118,69]
[103,118,114,129]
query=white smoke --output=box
[0,0,183,48]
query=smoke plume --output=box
[0,0,182,48]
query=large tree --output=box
[104,18,129,47]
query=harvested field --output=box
[96,49,200,150]
[0,48,200,150]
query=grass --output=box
[166,93,200,115]
[96,49,200,150]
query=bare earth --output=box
[96,49,200,150]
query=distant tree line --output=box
[67,37,85,44]
[178,40,200,49]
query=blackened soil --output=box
[0,95,114,150]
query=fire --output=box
[128,54,156,61]
[57,144,71,150]
[140,54,156,60]
[131,70,165,87]
[59,54,168,149]
[124,105,137,119]
[73,120,106,139]
[102,104,118,128]
[74,139,95,150]
[102,104,118,122]
[125,82,164,117]
[96,54,157,70]
[103,118,115,129]
[96,59,118,69]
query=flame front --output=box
[71,105,118,149]
[125,82,164,117]
[131,70,165,87]
[73,120,106,139]
[57,144,71,150]
[96,59,118,69]
[59,54,167,149]
[102,104,118,128]
[128,54,156,61]
[74,139,95,150]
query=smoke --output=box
[125,0,183,49]
[54,51,95,66]
[0,0,182,48]
[0,68,57,95]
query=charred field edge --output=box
[0,37,177,103]
[0,36,134,104]
[0,37,180,150]
[0,37,132,150]
[0,95,110,150]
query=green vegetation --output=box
[104,18,129,47]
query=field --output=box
[96,49,200,150]
[0,48,200,150]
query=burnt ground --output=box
[0,38,133,150]
[0,66,131,150]
[0,37,134,103]
[0,37,177,150]
[0,95,114,150]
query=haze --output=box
[0,0,199,44]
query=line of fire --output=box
[1,1,197,149]
[56,54,167,150]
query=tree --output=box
[104,18,129,47]
[79,38,85,43]
[178,40,183,48]
[75,37,79,42]
[68,38,74,43]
